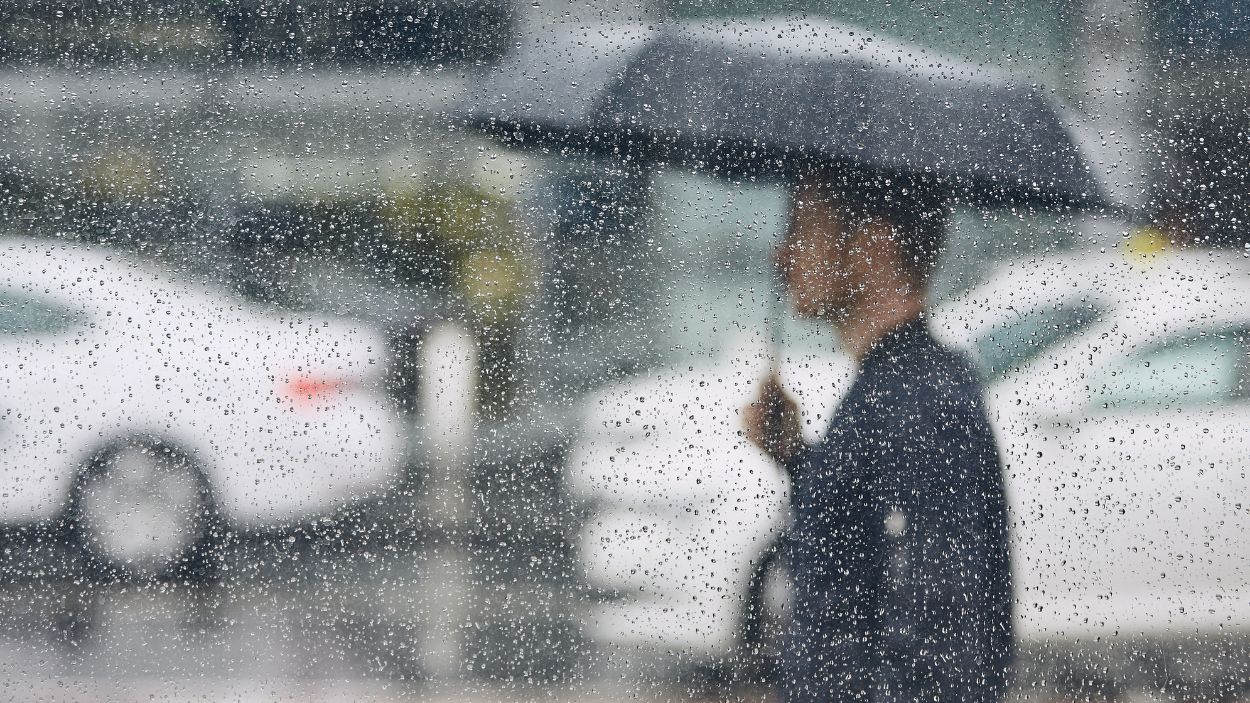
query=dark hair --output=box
[801,166,949,285]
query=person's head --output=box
[775,167,948,322]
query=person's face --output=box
[774,189,858,320]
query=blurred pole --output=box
[767,245,789,372]
[1074,0,1150,213]
[418,322,477,679]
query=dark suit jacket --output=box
[780,318,1014,703]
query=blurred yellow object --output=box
[83,148,160,200]
[384,182,513,249]
[1124,227,1171,263]
[458,248,533,321]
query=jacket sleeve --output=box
[779,442,814,482]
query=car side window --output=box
[974,300,1103,379]
[0,290,82,336]
[1089,328,1250,410]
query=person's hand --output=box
[744,372,804,465]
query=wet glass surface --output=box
[3,1,1250,701]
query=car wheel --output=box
[737,540,790,686]
[69,437,218,582]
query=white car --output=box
[565,335,849,668]
[0,237,406,579]
[934,247,1250,640]
[566,246,1250,669]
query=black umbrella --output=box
[465,18,1109,210]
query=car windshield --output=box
[1090,328,1250,409]
[0,290,82,335]
[973,302,1104,380]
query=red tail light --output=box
[283,376,353,408]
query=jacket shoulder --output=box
[866,342,986,415]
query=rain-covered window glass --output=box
[8,0,1250,701]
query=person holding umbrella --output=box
[464,18,1111,701]
[743,167,1014,703]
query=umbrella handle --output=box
[766,262,787,370]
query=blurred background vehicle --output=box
[935,246,1250,641]
[0,237,406,581]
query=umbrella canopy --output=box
[464,18,1109,210]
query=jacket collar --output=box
[860,315,933,371]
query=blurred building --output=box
[1152,0,1250,248]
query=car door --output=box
[0,285,95,522]
[1026,326,1250,636]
